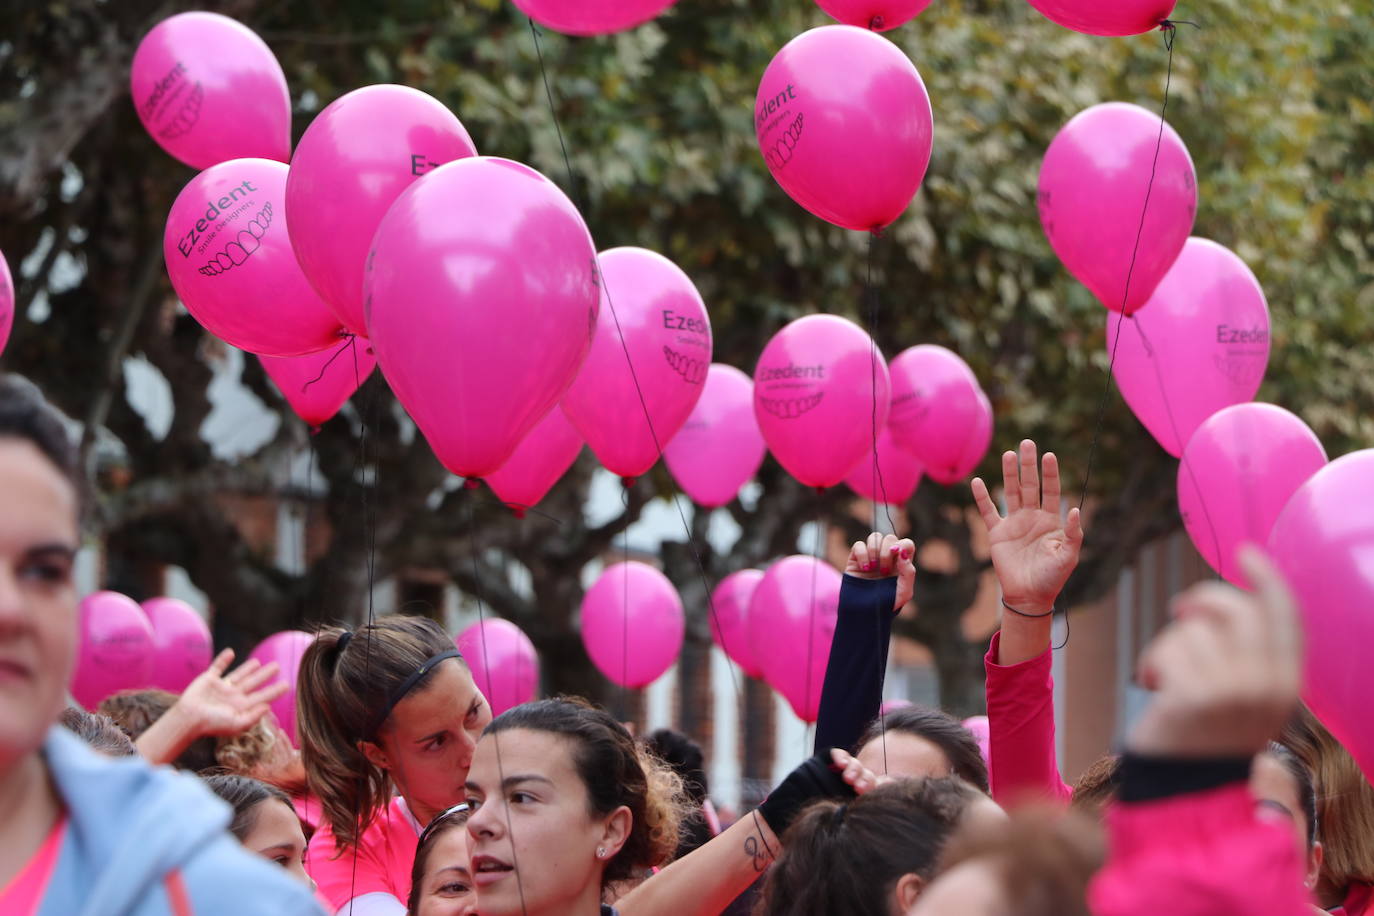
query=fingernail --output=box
[890,546,899,554]
[901,549,912,559]
[865,562,876,571]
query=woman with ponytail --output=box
[298,617,490,915]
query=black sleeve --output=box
[813,575,897,756]
[1117,752,1254,804]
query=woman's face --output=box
[0,441,78,763]
[416,827,477,916]
[464,728,626,916]
[364,660,491,824]
[1250,753,1322,890]
[856,732,952,780]
[241,798,313,889]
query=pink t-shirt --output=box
[0,817,67,916]
[307,796,421,911]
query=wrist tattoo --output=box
[747,811,777,872]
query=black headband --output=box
[364,648,463,740]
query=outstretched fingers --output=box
[971,477,1002,532]
[1001,449,1021,512]
[1042,451,1062,516]
[1018,440,1040,511]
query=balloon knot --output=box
[868,14,884,29]
[511,506,528,519]
[464,478,481,490]
[814,485,827,495]
[308,425,322,436]
[620,476,637,489]
[869,226,886,239]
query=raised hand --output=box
[971,439,1084,615]
[845,531,917,612]
[175,648,288,737]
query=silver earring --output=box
[597,847,605,859]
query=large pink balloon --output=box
[1110,238,1270,457]
[131,13,290,169]
[1269,451,1374,777]
[756,26,933,231]
[887,345,993,485]
[815,0,932,30]
[562,248,712,483]
[259,338,377,429]
[754,315,890,490]
[456,619,539,717]
[1025,0,1176,36]
[511,0,677,35]
[663,364,766,508]
[365,157,599,479]
[287,85,478,336]
[962,715,992,768]
[0,250,12,358]
[72,592,155,709]
[142,597,213,694]
[1178,404,1327,587]
[709,569,765,678]
[844,425,923,504]
[1039,102,1196,314]
[163,159,346,356]
[748,556,843,723]
[485,407,584,516]
[248,630,313,746]
[581,562,684,688]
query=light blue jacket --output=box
[36,726,323,916]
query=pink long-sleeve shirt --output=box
[983,631,1072,806]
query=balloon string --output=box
[864,232,892,774]
[467,493,532,916]
[620,487,632,723]
[804,506,822,758]
[300,334,357,394]
[525,17,745,710]
[1077,23,1183,511]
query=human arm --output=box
[135,649,287,766]
[813,533,914,756]
[971,440,1082,804]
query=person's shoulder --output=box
[179,831,325,915]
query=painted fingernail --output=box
[901,549,912,559]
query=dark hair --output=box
[486,698,688,884]
[297,617,467,851]
[854,705,990,794]
[0,375,78,486]
[937,806,1104,916]
[98,688,218,771]
[201,773,295,843]
[1070,754,1121,816]
[407,805,473,914]
[1265,742,1319,850]
[757,777,975,916]
[1281,704,1374,889]
[643,728,713,857]
[59,706,137,757]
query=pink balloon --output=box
[248,630,314,746]
[754,315,890,490]
[581,562,685,688]
[287,85,478,336]
[1269,451,1374,777]
[365,157,599,479]
[142,597,213,694]
[887,345,993,485]
[511,0,677,35]
[0,250,12,359]
[1178,404,1327,587]
[748,556,843,723]
[663,364,766,508]
[709,569,766,677]
[259,338,377,429]
[485,407,584,516]
[962,715,991,767]
[131,13,290,169]
[844,424,923,504]
[756,26,933,231]
[163,159,346,356]
[562,247,712,483]
[815,0,932,30]
[1024,0,1176,36]
[1110,237,1270,457]
[456,619,539,717]
[72,592,155,709]
[1039,102,1196,314]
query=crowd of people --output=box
[2,372,1370,915]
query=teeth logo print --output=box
[764,113,805,171]
[663,346,706,385]
[759,392,824,419]
[158,82,204,141]
[197,202,273,277]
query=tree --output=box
[1,0,1369,717]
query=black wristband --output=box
[1117,752,1254,804]
[758,750,856,837]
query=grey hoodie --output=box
[36,726,322,916]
